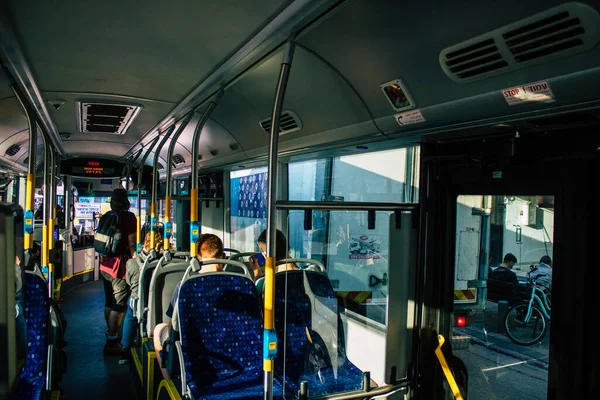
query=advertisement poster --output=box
[348,234,381,259]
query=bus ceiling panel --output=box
[8,0,294,102]
[0,98,27,143]
[297,0,600,119]
[210,45,372,154]
[155,117,246,168]
[61,141,131,159]
[0,72,16,99]
[382,66,600,140]
[43,92,174,147]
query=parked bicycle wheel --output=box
[504,302,548,346]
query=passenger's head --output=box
[503,253,517,268]
[110,188,130,211]
[257,229,289,261]
[142,230,164,253]
[198,233,225,260]
[539,255,552,266]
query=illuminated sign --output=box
[62,158,124,178]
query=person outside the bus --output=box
[487,253,521,302]
[153,234,225,359]
[121,230,165,351]
[100,188,137,355]
[251,229,299,296]
[530,255,552,291]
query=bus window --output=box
[453,194,553,400]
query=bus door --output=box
[418,130,598,400]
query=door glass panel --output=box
[453,195,553,400]
[278,210,394,398]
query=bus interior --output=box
[1,1,600,399]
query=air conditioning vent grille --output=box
[79,102,141,135]
[442,38,508,79]
[5,144,21,157]
[23,157,29,165]
[172,154,185,165]
[504,11,586,63]
[259,111,302,135]
[157,163,164,170]
[440,3,600,82]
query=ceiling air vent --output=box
[440,3,600,82]
[157,163,164,170]
[78,102,141,134]
[503,11,585,63]
[259,111,302,135]
[23,157,29,165]
[172,154,185,165]
[5,144,21,157]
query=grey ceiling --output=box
[2,0,600,176]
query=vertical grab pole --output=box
[125,148,144,188]
[164,113,194,251]
[41,131,51,286]
[150,124,176,250]
[136,135,161,253]
[47,146,57,296]
[189,90,224,258]
[12,84,37,255]
[263,40,295,400]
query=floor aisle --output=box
[58,279,138,399]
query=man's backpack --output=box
[94,210,122,257]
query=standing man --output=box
[100,188,137,354]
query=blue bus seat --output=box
[11,272,50,400]
[274,269,364,397]
[175,271,284,399]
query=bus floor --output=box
[58,278,139,400]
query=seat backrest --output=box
[176,272,263,389]
[146,259,189,337]
[14,272,50,398]
[274,271,313,385]
[228,252,257,274]
[137,255,161,337]
[274,269,364,396]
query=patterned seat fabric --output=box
[11,274,49,400]
[274,270,364,397]
[177,274,283,399]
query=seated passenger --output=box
[488,253,523,302]
[252,229,299,296]
[152,233,225,358]
[121,230,165,351]
[530,255,552,291]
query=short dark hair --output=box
[257,229,288,261]
[504,253,517,264]
[110,188,130,211]
[199,234,224,259]
[539,255,552,265]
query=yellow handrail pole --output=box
[189,188,198,258]
[263,39,295,400]
[135,135,161,253]
[163,113,194,251]
[189,91,224,257]
[12,84,37,251]
[435,335,464,400]
[150,124,176,250]
[164,196,171,251]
